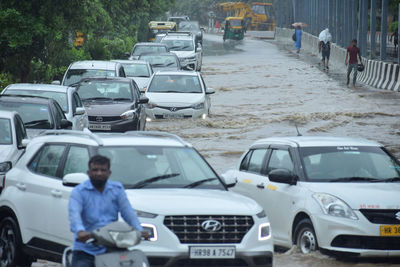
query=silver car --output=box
[2,84,89,130]
[112,60,153,93]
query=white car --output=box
[112,60,154,93]
[145,71,214,119]
[223,136,400,257]
[0,110,28,172]
[0,130,273,267]
[161,32,202,71]
[2,83,88,130]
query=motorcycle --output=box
[62,221,149,267]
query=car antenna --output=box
[295,123,302,136]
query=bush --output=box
[0,73,16,92]
[389,21,398,33]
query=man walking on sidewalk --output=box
[345,39,363,87]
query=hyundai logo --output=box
[96,116,103,122]
[396,211,400,221]
[170,107,177,112]
[201,220,222,232]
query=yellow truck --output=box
[148,21,177,42]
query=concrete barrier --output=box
[276,27,400,92]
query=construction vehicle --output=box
[214,2,275,31]
[147,21,177,42]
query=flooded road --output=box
[146,33,400,266]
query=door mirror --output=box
[196,46,202,52]
[0,161,12,173]
[220,171,237,188]
[63,173,89,187]
[139,96,149,104]
[206,88,215,94]
[75,107,86,116]
[51,80,61,85]
[268,169,297,185]
[20,138,30,148]
[60,119,73,129]
[125,52,131,58]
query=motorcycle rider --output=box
[68,155,146,267]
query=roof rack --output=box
[124,131,191,147]
[38,129,104,146]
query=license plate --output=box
[380,225,400,236]
[89,124,111,131]
[189,246,235,259]
[163,114,184,119]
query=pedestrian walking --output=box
[294,25,302,53]
[345,39,363,87]
[318,28,332,71]
[390,27,398,52]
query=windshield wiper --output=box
[183,178,217,188]
[127,173,180,189]
[151,63,167,67]
[329,177,381,182]
[168,46,182,50]
[112,98,131,101]
[165,62,177,66]
[374,177,400,182]
[24,119,49,126]
[135,75,149,78]
[82,97,112,101]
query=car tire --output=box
[294,218,318,254]
[0,217,33,267]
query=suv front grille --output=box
[164,215,254,244]
[88,116,121,122]
[360,209,400,224]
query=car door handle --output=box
[51,189,62,198]
[16,183,26,191]
[256,183,265,189]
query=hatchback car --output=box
[0,130,273,267]
[222,136,400,257]
[58,60,126,86]
[138,52,181,72]
[128,42,169,60]
[2,83,88,130]
[112,60,153,93]
[76,77,148,132]
[0,111,28,172]
[145,71,214,119]
[161,32,202,71]
[0,95,72,137]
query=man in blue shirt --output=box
[69,154,144,267]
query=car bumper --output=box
[88,119,139,132]
[146,107,207,119]
[311,212,400,256]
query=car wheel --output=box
[0,217,32,267]
[294,218,318,254]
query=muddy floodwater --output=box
[146,33,400,266]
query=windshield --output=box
[299,146,400,182]
[97,146,222,189]
[121,63,150,77]
[5,89,68,113]
[229,20,243,27]
[0,102,53,129]
[178,21,200,31]
[132,45,167,56]
[0,118,12,145]
[77,80,133,101]
[148,75,202,93]
[64,69,116,86]
[161,39,194,51]
[139,55,178,68]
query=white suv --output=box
[223,136,400,257]
[0,130,273,267]
[161,32,202,71]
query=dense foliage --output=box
[0,0,174,88]
[170,0,215,25]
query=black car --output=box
[76,77,148,132]
[138,52,182,72]
[0,95,72,137]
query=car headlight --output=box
[109,229,141,248]
[258,222,271,241]
[141,223,158,241]
[256,210,267,218]
[120,110,136,120]
[146,103,157,109]
[136,210,158,218]
[191,102,205,110]
[313,193,358,220]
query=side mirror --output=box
[60,119,73,129]
[220,171,237,188]
[125,52,131,58]
[52,80,61,85]
[139,96,149,104]
[19,138,30,149]
[63,173,88,187]
[196,46,202,52]
[0,161,12,173]
[268,169,297,185]
[206,88,215,94]
[75,107,86,116]
[200,27,205,32]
